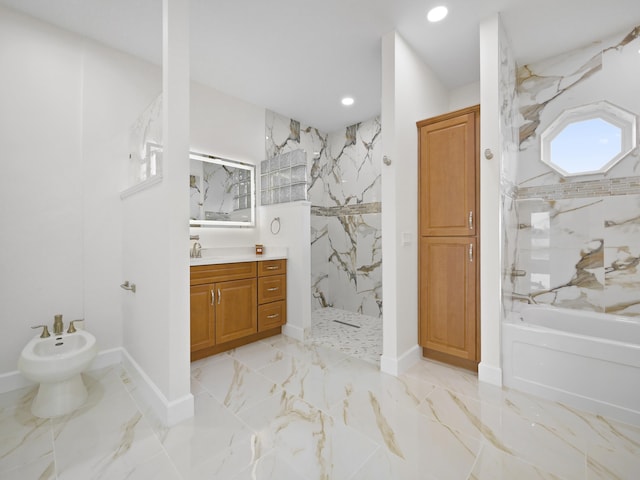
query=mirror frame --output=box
[189,151,256,228]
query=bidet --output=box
[18,328,97,418]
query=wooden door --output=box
[418,111,476,237]
[190,284,216,352]
[215,278,257,344]
[419,237,477,362]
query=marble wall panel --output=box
[603,194,640,316]
[265,111,382,318]
[516,26,640,188]
[312,213,382,317]
[511,195,640,315]
[509,24,640,319]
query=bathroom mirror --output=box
[540,101,637,177]
[189,152,256,227]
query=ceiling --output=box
[1,0,639,132]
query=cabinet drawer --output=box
[258,259,286,277]
[191,262,257,285]
[257,275,286,304]
[258,301,286,331]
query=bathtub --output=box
[502,305,640,426]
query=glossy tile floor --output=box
[310,307,382,365]
[2,335,640,479]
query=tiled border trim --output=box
[517,176,640,200]
[311,202,381,216]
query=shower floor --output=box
[310,307,382,365]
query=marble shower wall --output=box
[265,111,382,318]
[511,25,640,316]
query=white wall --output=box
[380,32,449,375]
[258,202,311,341]
[0,6,138,383]
[478,15,503,385]
[450,81,481,112]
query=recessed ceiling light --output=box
[427,6,448,22]
[341,97,354,106]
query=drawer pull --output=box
[266,265,279,270]
[267,314,279,319]
[267,287,279,292]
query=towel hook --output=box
[270,217,281,235]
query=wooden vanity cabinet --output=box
[190,259,286,361]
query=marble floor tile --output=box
[238,390,378,480]
[229,450,312,480]
[469,441,562,480]
[0,388,52,474]
[586,442,640,479]
[155,392,255,479]
[0,453,56,480]
[192,355,279,414]
[51,388,164,480]
[1,338,639,479]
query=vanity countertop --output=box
[190,246,287,266]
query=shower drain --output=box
[332,320,360,328]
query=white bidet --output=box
[18,329,97,418]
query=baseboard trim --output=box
[478,362,503,387]
[380,344,421,376]
[282,323,305,342]
[121,349,193,427]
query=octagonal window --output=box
[540,101,637,177]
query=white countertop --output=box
[190,246,288,266]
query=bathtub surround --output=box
[265,111,383,318]
[506,24,640,317]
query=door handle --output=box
[211,289,215,306]
[469,243,473,262]
[468,211,474,230]
[217,288,221,305]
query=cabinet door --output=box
[419,111,477,236]
[190,284,216,353]
[419,237,477,361]
[215,278,257,344]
